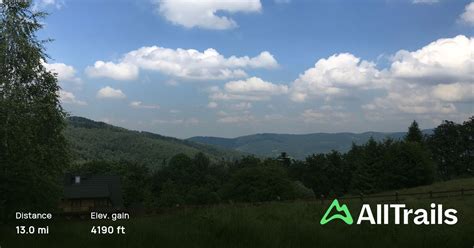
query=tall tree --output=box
[405,120,423,143]
[0,1,69,219]
[428,120,464,179]
[461,117,473,175]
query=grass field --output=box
[2,178,474,248]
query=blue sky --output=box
[37,0,474,138]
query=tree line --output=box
[69,117,473,208]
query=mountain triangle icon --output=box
[320,199,353,225]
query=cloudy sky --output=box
[38,0,473,138]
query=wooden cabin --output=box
[60,174,123,213]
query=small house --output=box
[60,174,123,213]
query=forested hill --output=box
[188,130,433,160]
[65,116,245,168]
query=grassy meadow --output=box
[2,178,474,248]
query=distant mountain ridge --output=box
[65,116,245,168]
[188,130,433,160]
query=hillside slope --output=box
[188,131,432,160]
[65,117,244,168]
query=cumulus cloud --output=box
[207,102,218,109]
[289,35,473,121]
[364,89,457,115]
[96,86,126,99]
[130,101,160,109]
[210,77,288,101]
[86,61,139,81]
[59,90,87,105]
[154,0,262,30]
[290,53,383,102]
[225,77,288,93]
[460,2,474,26]
[362,36,474,116]
[431,83,474,102]
[43,61,82,85]
[87,46,277,81]
[389,35,474,84]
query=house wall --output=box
[60,198,112,212]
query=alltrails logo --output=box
[320,199,458,225]
[320,199,353,225]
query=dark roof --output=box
[63,174,123,207]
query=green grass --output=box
[386,177,474,194]
[2,178,474,248]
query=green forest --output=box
[65,116,245,168]
[68,118,473,209]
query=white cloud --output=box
[289,36,473,121]
[130,101,160,109]
[217,114,255,123]
[225,77,288,94]
[431,83,474,102]
[207,102,218,109]
[230,102,252,110]
[43,61,82,85]
[412,0,439,4]
[365,90,457,115]
[96,86,126,99]
[210,77,288,101]
[389,35,474,84]
[87,46,277,81]
[153,118,199,125]
[290,53,383,102]
[154,0,262,30]
[363,36,474,116]
[169,109,181,114]
[264,114,284,121]
[33,0,64,10]
[58,90,87,105]
[86,61,139,81]
[301,109,351,123]
[215,110,254,123]
[460,2,474,26]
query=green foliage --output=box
[296,152,347,197]
[405,120,424,143]
[158,179,184,207]
[66,117,472,208]
[0,2,69,219]
[65,117,243,169]
[427,118,473,179]
[378,141,435,189]
[289,136,437,196]
[152,153,225,207]
[222,159,300,202]
[152,154,311,205]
